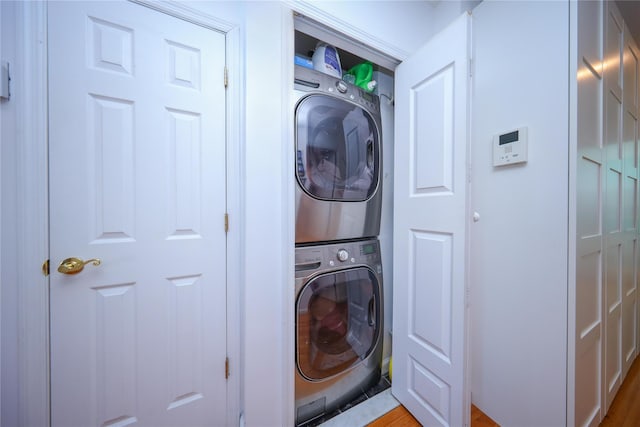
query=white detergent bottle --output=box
[312,42,342,78]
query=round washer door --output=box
[296,267,380,381]
[295,94,380,202]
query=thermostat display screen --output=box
[499,130,519,145]
[493,126,528,167]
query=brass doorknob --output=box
[57,257,101,275]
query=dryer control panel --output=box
[294,65,380,114]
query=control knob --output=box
[335,81,348,93]
[337,249,349,262]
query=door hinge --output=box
[224,213,229,233]
[1,60,10,100]
[42,259,50,276]
[225,357,230,379]
[224,66,228,89]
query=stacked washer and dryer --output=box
[293,64,385,425]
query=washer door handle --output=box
[368,296,376,327]
[295,261,321,272]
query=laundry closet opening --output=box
[292,14,397,426]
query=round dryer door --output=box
[295,94,380,202]
[296,267,380,381]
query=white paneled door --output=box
[575,2,604,425]
[621,19,639,382]
[48,1,228,426]
[603,2,624,411]
[392,13,471,427]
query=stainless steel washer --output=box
[295,238,383,425]
[294,65,383,244]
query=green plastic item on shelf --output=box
[345,61,374,92]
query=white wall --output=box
[0,3,15,426]
[179,2,296,424]
[426,0,481,41]
[178,0,242,23]
[241,1,294,425]
[289,0,437,61]
[374,70,395,372]
[2,4,50,424]
[470,2,569,426]
[1,2,52,425]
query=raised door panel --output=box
[623,28,638,114]
[88,95,136,243]
[621,239,637,375]
[575,247,603,427]
[604,243,622,396]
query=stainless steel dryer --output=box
[295,238,383,425]
[294,65,383,244]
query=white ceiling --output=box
[616,0,640,45]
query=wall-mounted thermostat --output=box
[493,127,528,167]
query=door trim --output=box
[13,1,242,425]
[222,21,244,427]
[131,0,236,33]
[7,1,49,425]
[567,2,578,426]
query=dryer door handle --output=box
[295,262,321,272]
[366,140,375,170]
[368,296,376,328]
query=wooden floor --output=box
[367,404,499,427]
[600,355,640,427]
[369,355,640,427]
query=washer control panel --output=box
[294,239,382,276]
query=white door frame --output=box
[5,2,49,425]
[11,1,242,425]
